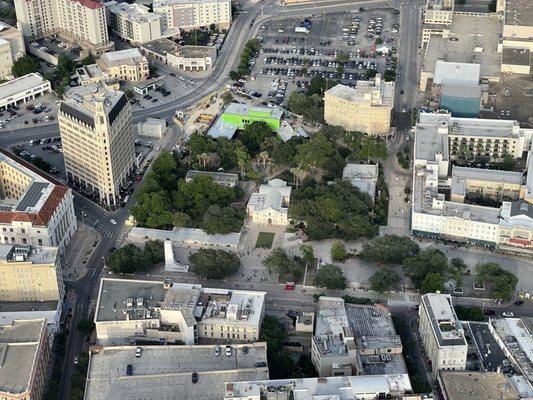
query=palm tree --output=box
[257,151,270,171]
[196,153,208,170]
[236,147,251,179]
[290,167,305,189]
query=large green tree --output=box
[189,249,241,279]
[240,121,274,153]
[315,264,346,290]
[359,235,419,264]
[403,248,448,288]
[331,240,348,261]
[369,267,401,293]
[200,205,245,234]
[476,262,518,301]
[263,247,295,274]
[295,133,335,172]
[12,55,40,77]
[290,180,378,240]
[107,241,164,274]
[420,272,446,294]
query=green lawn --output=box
[255,232,275,249]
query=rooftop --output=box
[247,179,291,213]
[223,375,413,400]
[185,170,239,185]
[439,371,519,400]
[423,14,502,79]
[491,317,533,382]
[313,297,355,359]
[342,164,379,200]
[440,83,482,99]
[109,2,161,23]
[141,38,178,57]
[178,45,217,59]
[0,73,49,101]
[502,48,531,67]
[60,89,128,129]
[325,76,394,107]
[421,294,467,347]
[154,0,230,6]
[99,48,147,67]
[434,61,480,86]
[504,0,533,27]
[129,226,241,248]
[223,103,283,120]
[95,278,265,327]
[345,304,407,376]
[0,149,69,227]
[0,244,58,265]
[85,343,269,400]
[0,319,46,396]
[451,166,523,196]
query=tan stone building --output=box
[0,244,62,303]
[58,89,136,206]
[14,0,113,54]
[0,22,25,80]
[324,75,394,136]
[153,0,232,31]
[0,319,50,400]
[0,148,76,253]
[98,48,150,82]
[108,2,163,45]
[419,294,467,377]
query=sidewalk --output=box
[63,224,101,281]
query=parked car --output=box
[514,300,524,306]
[214,345,221,357]
[191,372,198,384]
[225,346,232,357]
[502,312,514,317]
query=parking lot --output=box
[243,10,399,104]
[0,94,60,131]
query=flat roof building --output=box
[420,14,502,90]
[108,2,163,45]
[94,278,266,345]
[59,88,136,206]
[342,164,379,201]
[311,297,408,379]
[324,76,394,136]
[0,73,51,110]
[0,148,76,252]
[224,375,414,400]
[128,226,241,249]
[0,318,50,400]
[84,343,269,400]
[208,102,283,139]
[0,22,25,80]
[437,371,520,400]
[185,170,239,188]
[489,317,533,383]
[153,0,232,31]
[419,294,467,377]
[167,44,217,71]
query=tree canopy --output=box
[263,248,295,274]
[12,55,40,77]
[290,180,378,240]
[476,262,518,301]
[359,235,420,264]
[287,92,324,122]
[189,249,241,279]
[402,248,448,288]
[420,272,446,294]
[240,121,274,153]
[295,133,335,172]
[369,267,401,293]
[315,264,347,290]
[200,205,245,234]
[331,240,348,261]
[107,241,164,274]
[132,153,238,230]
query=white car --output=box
[110,219,117,225]
[502,312,514,318]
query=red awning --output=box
[509,238,532,246]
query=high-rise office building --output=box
[58,89,135,206]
